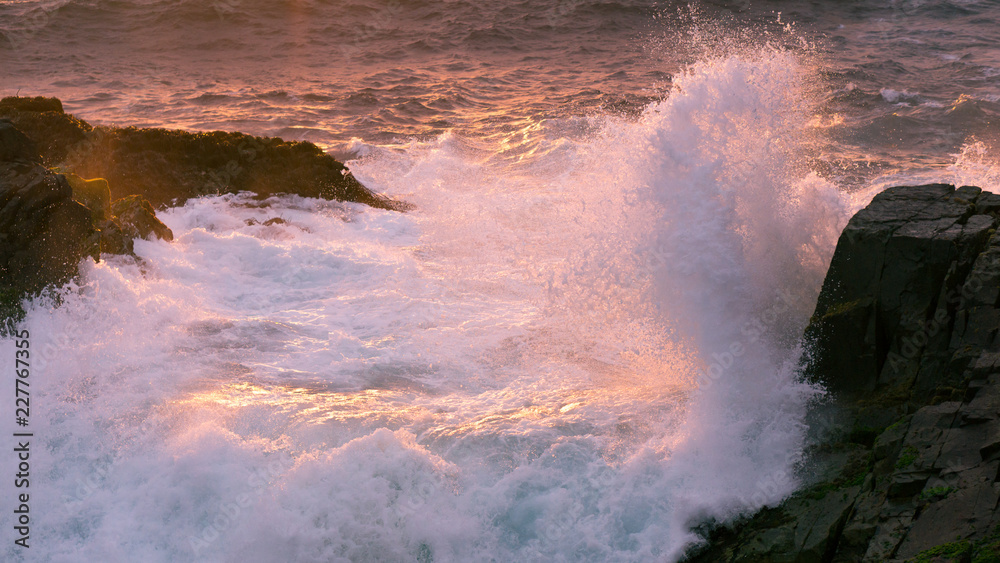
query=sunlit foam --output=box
[6,47,854,562]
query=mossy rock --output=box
[908,539,971,562]
[0,96,410,211]
[0,96,63,113]
[111,195,173,242]
[0,97,91,163]
[97,218,134,256]
[820,298,868,321]
[64,173,111,223]
[895,445,918,470]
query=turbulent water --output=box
[2,1,1000,561]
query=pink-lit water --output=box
[2,1,1000,561]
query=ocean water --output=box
[2,1,1000,561]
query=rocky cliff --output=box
[0,118,175,331]
[0,96,411,332]
[0,120,94,303]
[0,96,410,210]
[686,184,1000,562]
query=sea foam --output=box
[3,47,851,562]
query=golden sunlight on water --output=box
[167,333,698,465]
[170,383,431,428]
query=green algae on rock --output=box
[0,119,95,331]
[0,119,175,331]
[0,96,411,211]
[65,173,112,223]
[111,195,174,243]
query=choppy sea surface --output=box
[1,1,999,561]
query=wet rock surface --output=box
[0,95,411,211]
[0,119,176,329]
[687,185,1000,562]
[111,195,174,243]
[0,95,411,329]
[0,119,95,326]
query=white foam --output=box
[951,141,1000,192]
[880,87,921,104]
[2,47,853,562]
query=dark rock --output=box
[887,472,930,498]
[111,195,173,242]
[976,191,1000,215]
[960,384,1000,425]
[97,218,135,256]
[979,429,1000,462]
[0,159,96,299]
[65,173,112,223]
[872,417,908,462]
[0,122,175,331]
[0,162,95,306]
[0,97,90,163]
[686,184,1000,563]
[0,119,40,163]
[0,96,63,113]
[796,487,859,561]
[0,95,411,211]
[806,184,997,402]
[686,481,862,562]
[894,462,1000,559]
